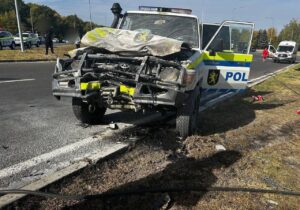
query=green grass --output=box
[0,45,75,61]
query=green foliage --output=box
[0,0,100,40]
[278,19,300,50]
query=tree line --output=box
[0,0,102,40]
[252,19,300,49]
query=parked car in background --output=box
[14,32,40,48]
[0,31,16,50]
[52,38,59,43]
[38,36,45,45]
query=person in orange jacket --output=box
[262,47,269,62]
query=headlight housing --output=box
[182,69,196,86]
[159,67,180,82]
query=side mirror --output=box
[209,49,216,56]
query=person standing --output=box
[262,47,269,62]
[45,27,54,55]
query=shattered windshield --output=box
[277,46,294,52]
[120,13,199,48]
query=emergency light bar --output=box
[139,6,192,14]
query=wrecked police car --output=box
[52,4,254,138]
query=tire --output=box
[72,97,106,124]
[0,43,2,50]
[176,86,201,138]
[10,42,15,50]
[36,42,39,47]
[27,42,31,49]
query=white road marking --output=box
[0,79,35,84]
[0,136,107,180]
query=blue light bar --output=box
[139,6,192,14]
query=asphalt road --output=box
[0,52,297,189]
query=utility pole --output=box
[266,17,274,45]
[30,8,34,33]
[89,0,93,30]
[14,0,24,52]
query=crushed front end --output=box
[52,48,195,113]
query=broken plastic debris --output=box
[215,144,226,151]
[252,95,264,102]
[109,122,119,130]
[267,200,278,205]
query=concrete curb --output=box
[0,112,164,208]
[199,63,297,112]
[0,64,297,208]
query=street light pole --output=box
[266,17,274,45]
[14,0,24,52]
[30,8,34,33]
[89,0,92,30]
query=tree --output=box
[278,19,300,50]
[257,29,268,49]
[267,27,278,46]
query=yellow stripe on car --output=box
[80,82,101,90]
[120,85,135,96]
[187,51,253,69]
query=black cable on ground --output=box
[1,186,300,201]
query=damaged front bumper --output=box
[52,53,191,111]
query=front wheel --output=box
[26,42,31,49]
[72,98,106,124]
[10,42,15,50]
[176,86,201,138]
[36,42,39,47]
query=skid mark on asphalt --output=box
[0,79,35,84]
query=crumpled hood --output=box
[79,27,184,57]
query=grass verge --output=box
[9,64,300,210]
[0,45,74,61]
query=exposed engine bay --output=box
[52,28,196,112]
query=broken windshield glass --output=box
[120,13,199,48]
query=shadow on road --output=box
[63,150,242,210]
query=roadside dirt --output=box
[9,64,300,210]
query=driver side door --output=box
[200,21,254,94]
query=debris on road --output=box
[215,144,226,151]
[267,200,279,206]
[2,145,9,150]
[10,66,300,209]
[252,95,264,102]
[109,122,119,130]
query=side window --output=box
[205,22,254,54]
[0,32,5,38]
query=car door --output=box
[0,32,4,46]
[268,45,276,57]
[198,21,254,94]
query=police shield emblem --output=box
[207,69,220,86]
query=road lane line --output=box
[0,79,35,84]
[0,135,110,180]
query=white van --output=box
[273,41,298,63]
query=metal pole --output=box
[14,0,24,52]
[30,8,34,33]
[89,0,92,30]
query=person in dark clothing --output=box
[45,27,54,55]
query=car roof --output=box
[126,11,198,19]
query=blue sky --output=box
[24,0,300,32]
